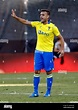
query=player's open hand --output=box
[11,9,16,18]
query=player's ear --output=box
[47,15,50,19]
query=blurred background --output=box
[0,0,78,73]
[0,0,78,53]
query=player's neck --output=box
[43,21,48,25]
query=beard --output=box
[41,19,47,24]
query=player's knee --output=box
[46,70,52,75]
[35,70,41,74]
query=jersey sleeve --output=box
[31,21,40,27]
[53,24,61,37]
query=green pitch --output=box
[0,72,78,103]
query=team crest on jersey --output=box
[48,27,50,30]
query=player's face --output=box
[40,11,49,23]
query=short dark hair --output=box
[40,9,50,15]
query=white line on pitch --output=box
[59,94,78,96]
[0,83,46,86]
[0,92,31,95]
[0,92,78,96]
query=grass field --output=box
[0,72,78,103]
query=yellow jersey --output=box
[31,21,60,52]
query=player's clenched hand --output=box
[11,9,16,18]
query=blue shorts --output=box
[34,50,54,71]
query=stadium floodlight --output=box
[24,0,28,8]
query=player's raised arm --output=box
[11,9,31,26]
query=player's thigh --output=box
[43,52,54,71]
[34,51,44,70]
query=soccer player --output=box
[11,9,64,97]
